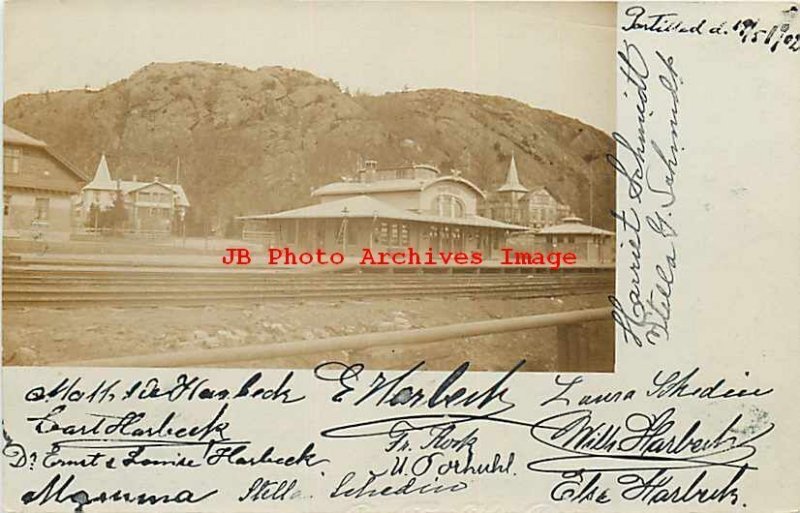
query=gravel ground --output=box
[3,294,613,372]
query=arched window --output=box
[431,194,466,218]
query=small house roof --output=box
[239,195,525,230]
[122,180,190,207]
[82,155,190,207]
[169,184,190,207]
[538,216,614,236]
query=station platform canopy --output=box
[239,195,527,231]
[537,216,614,235]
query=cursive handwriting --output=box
[608,42,681,347]
[21,473,218,512]
[314,360,522,413]
[621,5,800,54]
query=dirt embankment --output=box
[3,294,613,372]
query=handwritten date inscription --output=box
[621,5,800,54]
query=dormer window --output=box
[432,194,466,218]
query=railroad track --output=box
[2,267,614,308]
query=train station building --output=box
[3,125,87,240]
[240,160,527,260]
[510,216,615,265]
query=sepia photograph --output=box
[2,1,616,372]
[5,3,800,512]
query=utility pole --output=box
[340,207,349,255]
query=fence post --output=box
[556,323,590,371]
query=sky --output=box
[3,1,616,133]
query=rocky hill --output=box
[4,61,616,233]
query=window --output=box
[453,199,465,218]
[379,222,389,244]
[568,235,576,243]
[34,197,49,221]
[432,194,466,218]
[390,224,399,245]
[4,147,21,174]
[4,194,10,216]
[433,197,443,216]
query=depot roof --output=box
[537,216,614,235]
[3,125,88,189]
[240,195,526,231]
[312,175,486,199]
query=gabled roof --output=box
[526,185,565,204]
[239,195,526,230]
[3,125,87,190]
[125,179,175,194]
[82,155,190,207]
[167,184,190,207]
[3,125,47,148]
[497,153,528,193]
[123,180,190,207]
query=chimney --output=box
[154,176,160,182]
[132,174,138,182]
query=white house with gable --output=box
[79,154,190,234]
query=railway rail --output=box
[2,266,614,308]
